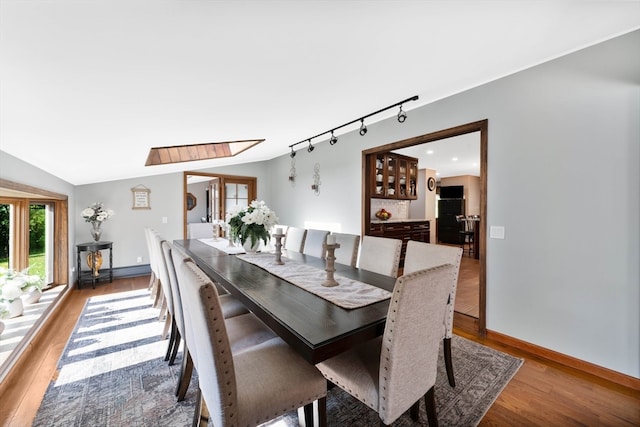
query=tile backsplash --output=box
[371,199,410,220]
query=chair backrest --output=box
[187,222,213,239]
[302,229,330,258]
[144,227,159,275]
[331,233,360,267]
[378,265,454,424]
[162,241,186,338]
[404,241,462,338]
[284,227,307,252]
[358,235,402,277]
[176,259,238,426]
[150,230,175,316]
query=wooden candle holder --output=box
[322,242,341,287]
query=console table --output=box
[76,241,113,289]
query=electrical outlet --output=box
[136,256,143,263]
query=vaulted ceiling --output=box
[1,1,638,185]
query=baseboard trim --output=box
[113,264,151,278]
[486,329,640,392]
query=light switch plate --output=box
[162,217,168,224]
[490,226,505,239]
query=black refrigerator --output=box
[437,186,464,244]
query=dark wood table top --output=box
[173,239,395,363]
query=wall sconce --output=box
[289,157,297,183]
[311,163,321,196]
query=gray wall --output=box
[1,30,637,378]
[265,31,640,378]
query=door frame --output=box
[182,172,257,239]
[361,119,487,336]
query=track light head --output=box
[397,105,407,123]
[307,139,314,153]
[329,131,338,145]
[359,119,367,136]
[290,148,296,158]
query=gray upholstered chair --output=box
[358,235,402,277]
[316,265,454,426]
[403,240,463,387]
[166,242,249,401]
[177,260,327,427]
[331,232,360,267]
[302,229,330,258]
[149,230,174,340]
[284,226,307,253]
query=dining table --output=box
[173,238,396,363]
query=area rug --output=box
[33,289,522,426]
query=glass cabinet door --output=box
[386,155,397,197]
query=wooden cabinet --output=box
[369,221,430,267]
[370,152,418,200]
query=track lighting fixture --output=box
[359,119,367,136]
[397,105,407,123]
[287,95,418,154]
[329,131,338,145]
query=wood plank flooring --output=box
[0,275,638,426]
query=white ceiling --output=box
[1,1,638,185]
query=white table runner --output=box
[236,253,391,309]
[198,238,247,254]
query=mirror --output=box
[186,193,197,211]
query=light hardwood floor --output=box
[0,275,638,426]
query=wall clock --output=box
[427,177,436,192]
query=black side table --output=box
[76,241,113,289]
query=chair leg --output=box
[443,337,455,387]
[176,348,194,401]
[303,402,314,427]
[410,400,420,421]
[169,329,182,365]
[192,388,210,427]
[317,396,327,427]
[165,318,177,361]
[424,386,438,427]
[161,311,172,340]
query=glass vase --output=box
[90,222,102,242]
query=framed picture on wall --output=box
[131,185,151,209]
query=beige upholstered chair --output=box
[187,222,214,239]
[284,226,307,253]
[358,235,402,277]
[403,240,463,387]
[177,260,327,427]
[149,231,174,340]
[316,265,454,426]
[144,227,163,309]
[331,233,360,267]
[166,243,249,401]
[302,229,330,258]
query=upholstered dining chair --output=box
[302,229,330,258]
[284,226,307,253]
[403,240,463,387]
[187,222,214,239]
[149,231,175,341]
[177,259,327,427]
[358,235,402,277]
[316,265,454,426]
[144,227,163,309]
[166,243,249,401]
[331,232,361,267]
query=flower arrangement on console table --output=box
[81,202,114,242]
[0,266,45,319]
[226,200,278,252]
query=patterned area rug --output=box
[33,289,522,426]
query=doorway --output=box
[182,172,257,239]
[361,120,487,335]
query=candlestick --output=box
[273,233,286,265]
[322,242,341,287]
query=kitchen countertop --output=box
[370,218,430,224]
